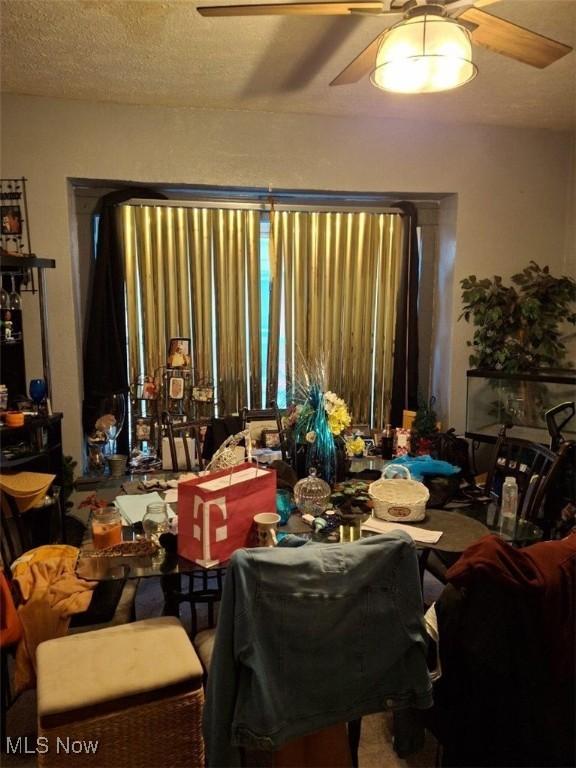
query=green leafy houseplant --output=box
[412,394,438,437]
[460,261,576,372]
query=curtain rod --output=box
[124,198,404,215]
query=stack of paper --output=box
[361,517,443,544]
[115,492,175,524]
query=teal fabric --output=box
[386,455,461,481]
[203,532,432,766]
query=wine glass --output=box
[29,378,47,414]
[0,286,9,310]
[9,276,21,311]
[95,393,126,455]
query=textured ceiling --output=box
[1,0,575,130]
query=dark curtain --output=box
[390,201,420,426]
[82,187,166,452]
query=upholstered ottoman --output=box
[37,617,204,768]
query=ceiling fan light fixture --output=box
[371,12,478,94]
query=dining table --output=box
[72,469,544,613]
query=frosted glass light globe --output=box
[371,14,477,94]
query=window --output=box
[115,194,410,430]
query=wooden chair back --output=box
[1,488,46,568]
[161,412,204,471]
[241,401,288,462]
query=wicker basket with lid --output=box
[369,465,429,522]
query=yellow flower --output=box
[327,403,351,436]
[346,436,365,457]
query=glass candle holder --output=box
[275,489,294,525]
[91,507,123,550]
[142,502,170,541]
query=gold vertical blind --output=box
[119,205,261,414]
[268,210,404,427]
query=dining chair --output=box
[425,432,571,585]
[0,471,65,546]
[0,485,138,722]
[0,569,22,747]
[427,533,576,768]
[201,414,244,462]
[0,490,139,631]
[484,430,570,532]
[241,400,289,462]
[160,410,204,471]
[194,532,432,767]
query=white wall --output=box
[432,194,458,427]
[1,93,573,465]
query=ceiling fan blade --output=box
[330,30,384,85]
[460,7,573,68]
[197,1,387,17]
[349,7,402,14]
[444,0,501,10]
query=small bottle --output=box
[500,476,518,538]
[381,425,394,460]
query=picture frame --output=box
[363,438,377,455]
[1,205,22,236]
[192,385,214,402]
[169,376,185,400]
[137,375,157,400]
[167,337,191,369]
[135,417,152,441]
[0,179,31,256]
[262,429,281,449]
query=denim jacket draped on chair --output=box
[203,531,432,766]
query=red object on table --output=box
[178,465,276,567]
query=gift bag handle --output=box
[382,464,412,481]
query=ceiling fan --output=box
[196,0,573,93]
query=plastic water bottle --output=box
[500,476,518,538]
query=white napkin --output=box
[164,488,178,503]
[361,517,443,544]
[115,492,175,524]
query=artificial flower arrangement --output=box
[283,372,351,484]
[284,390,352,441]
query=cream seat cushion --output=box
[37,617,203,718]
[194,627,216,673]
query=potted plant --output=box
[460,261,576,373]
[460,261,576,426]
[411,394,439,455]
